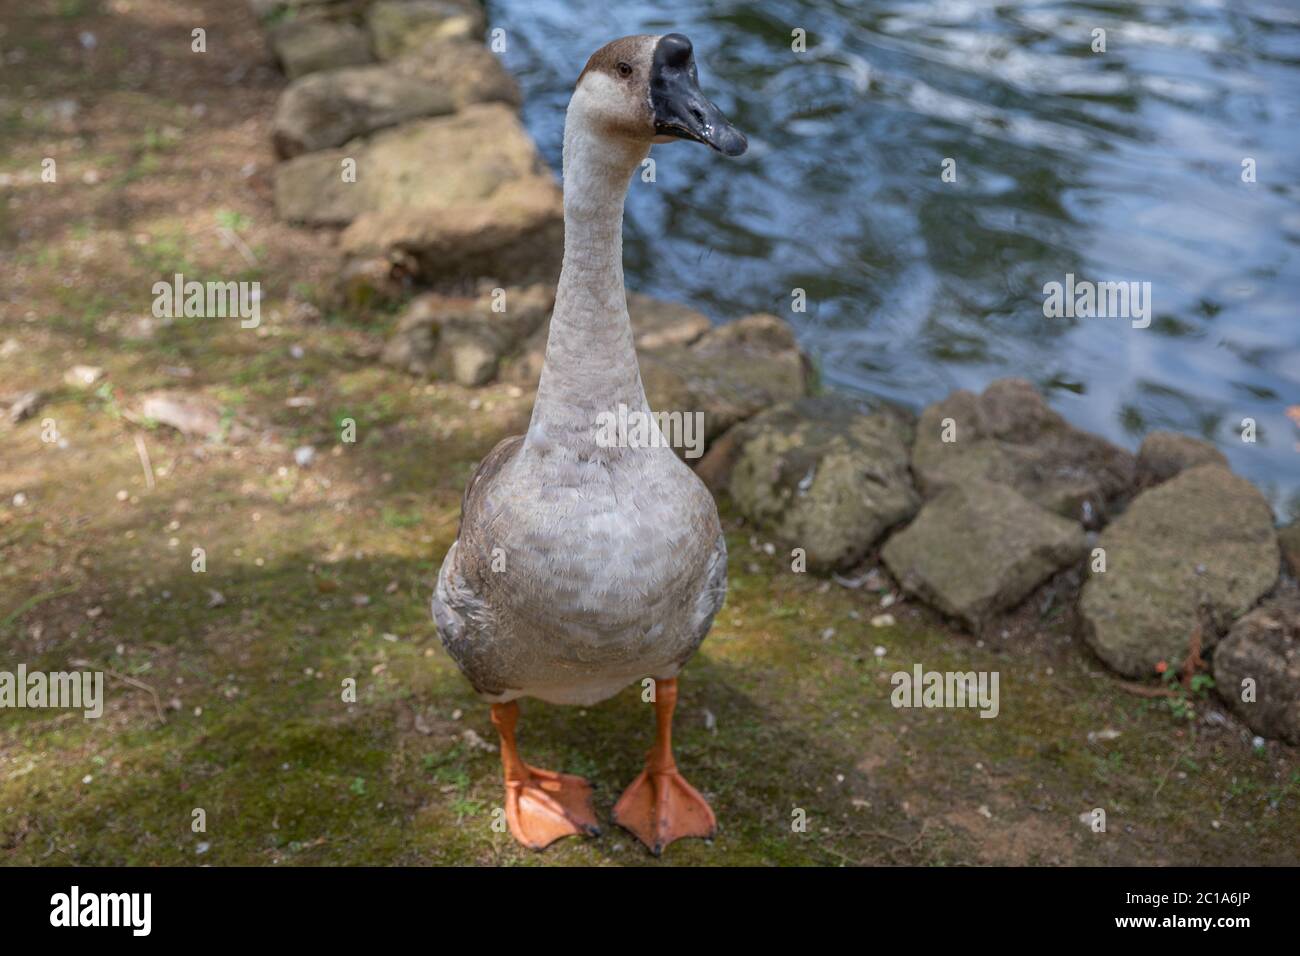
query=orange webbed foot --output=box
[490,701,600,851]
[612,765,717,856]
[504,764,601,851]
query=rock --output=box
[341,176,563,288]
[503,326,549,387]
[276,105,551,224]
[273,67,418,158]
[727,395,919,572]
[911,378,1135,526]
[501,331,547,387]
[1079,465,1280,678]
[1276,522,1300,579]
[139,392,248,442]
[448,339,497,387]
[881,480,1087,630]
[627,293,712,351]
[693,424,744,493]
[381,284,554,385]
[1213,589,1300,744]
[638,314,810,448]
[366,0,485,60]
[249,0,344,22]
[271,40,520,157]
[275,104,563,286]
[268,18,372,80]
[63,365,104,388]
[5,390,45,424]
[1136,430,1228,487]
[382,297,456,379]
[336,254,416,314]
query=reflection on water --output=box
[493,0,1300,518]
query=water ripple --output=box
[494,0,1300,517]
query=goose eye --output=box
[616,62,632,78]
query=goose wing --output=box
[456,433,524,536]
[432,434,524,697]
[689,531,728,649]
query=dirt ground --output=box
[1,0,1297,866]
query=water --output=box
[493,0,1300,519]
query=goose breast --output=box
[433,439,726,704]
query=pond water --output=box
[493,0,1300,519]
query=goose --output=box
[432,33,746,855]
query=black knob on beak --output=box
[659,33,693,69]
[650,33,747,157]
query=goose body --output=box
[430,32,746,853]
[435,435,726,706]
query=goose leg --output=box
[489,701,600,851]
[612,677,716,855]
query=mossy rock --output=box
[1136,430,1228,488]
[272,40,520,158]
[366,0,485,60]
[382,284,554,385]
[728,395,918,572]
[268,18,372,80]
[881,479,1086,630]
[274,103,555,226]
[1080,464,1279,678]
[1278,521,1300,579]
[1213,589,1300,744]
[275,104,563,286]
[912,377,1135,526]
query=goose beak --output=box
[650,33,747,157]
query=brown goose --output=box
[432,33,745,854]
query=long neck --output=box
[524,104,649,459]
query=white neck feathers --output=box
[523,81,652,460]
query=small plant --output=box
[95,381,126,420]
[449,797,484,823]
[1155,660,1215,722]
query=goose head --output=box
[573,33,747,157]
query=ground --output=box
[1,0,1297,867]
